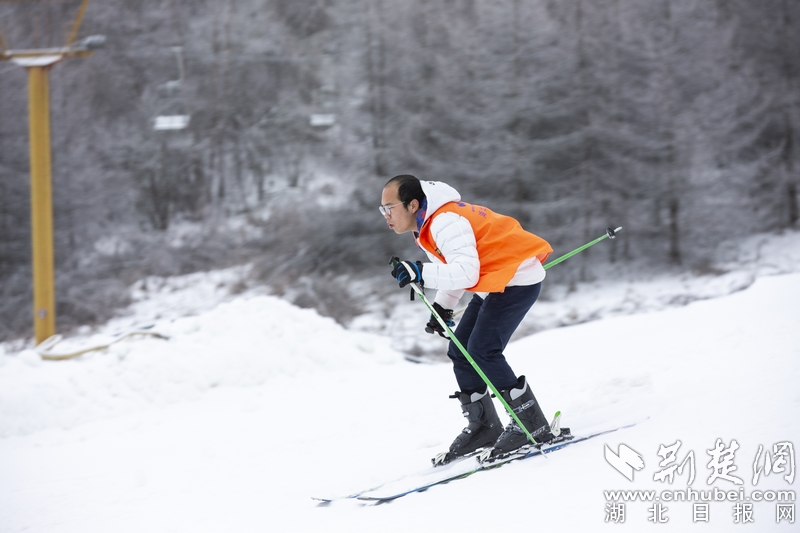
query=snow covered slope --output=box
[1,271,798,532]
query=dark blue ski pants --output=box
[447,283,542,394]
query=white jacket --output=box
[416,181,546,310]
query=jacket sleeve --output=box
[421,212,480,309]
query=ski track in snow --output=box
[1,231,799,532]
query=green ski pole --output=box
[451,226,622,321]
[408,282,541,448]
[399,226,623,448]
[543,226,621,270]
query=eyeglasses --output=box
[379,202,403,216]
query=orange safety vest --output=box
[416,201,552,292]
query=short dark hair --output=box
[386,174,426,207]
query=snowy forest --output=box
[0,0,798,341]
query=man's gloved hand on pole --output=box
[390,257,424,289]
[425,302,455,338]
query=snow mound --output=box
[0,294,399,438]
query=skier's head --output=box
[381,174,426,234]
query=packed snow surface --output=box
[1,233,799,532]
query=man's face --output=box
[381,183,419,234]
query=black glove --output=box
[425,302,455,338]
[390,257,424,288]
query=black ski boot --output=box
[432,390,503,466]
[488,376,554,458]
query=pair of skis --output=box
[313,418,645,503]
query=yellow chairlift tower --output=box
[0,0,104,344]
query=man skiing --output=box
[381,174,560,465]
